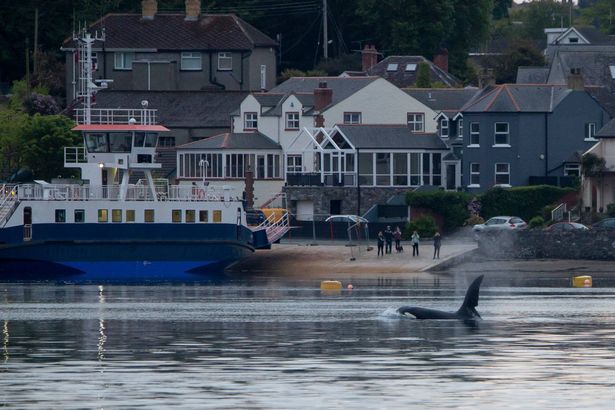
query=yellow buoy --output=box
[320,280,342,291]
[572,275,592,288]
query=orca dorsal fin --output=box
[458,275,484,314]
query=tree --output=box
[416,62,432,88]
[493,0,512,19]
[491,41,546,83]
[0,108,29,179]
[579,0,615,34]
[508,0,573,44]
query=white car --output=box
[473,216,527,233]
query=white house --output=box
[582,118,615,212]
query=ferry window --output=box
[145,133,158,147]
[186,210,195,223]
[126,210,135,222]
[144,209,155,223]
[86,133,108,153]
[134,133,145,147]
[158,136,175,147]
[74,209,85,223]
[109,133,132,153]
[172,210,182,223]
[55,209,66,223]
[98,209,108,223]
[213,210,222,223]
[112,209,122,223]
[199,210,209,222]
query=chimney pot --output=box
[433,48,449,73]
[361,44,379,72]
[567,68,584,91]
[185,0,201,21]
[142,0,157,20]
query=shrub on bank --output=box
[528,216,545,229]
[406,191,471,231]
[480,185,573,221]
[405,215,437,238]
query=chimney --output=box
[478,68,496,88]
[433,48,448,73]
[185,0,201,21]
[142,0,157,20]
[361,45,378,72]
[567,68,585,91]
[314,81,332,127]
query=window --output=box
[286,112,300,130]
[158,136,175,147]
[199,210,209,222]
[244,112,258,130]
[564,164,580,177]
[494,122,509,146]
[585,123,597,141]
[469,122,480,146]
[410,153,421,186]
[74,209,85,223]
[458,119,463,137]
[610,66,615,80]
[126,210,135,222]
[440,118,449,138]
[568,37,578,43]
[495,163,510,186]
[407,113,425,132]
[422,153,431,185]
[114,52,134,70]
[55,209,66,223]
[172,210,182,223]
[267,154,281,179]
[218,52,232,71]
[375,153,391,186]
[181,52,202,70]
[393,153,408,186]
[98,209,108,223]
[386,63,398,71]
[469,163,480,186]
[358,152,374,186]
[179,153,223,179]
[405,63,417,72]
[260,64,267,90]
[186,210,195,223]
[287,155,302,173]
[91,52,98,71]
[213,210,222,223]
[144,209,155,223]
[112,209,122,223]
[343,112,362,125]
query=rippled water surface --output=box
[2,275,615,409]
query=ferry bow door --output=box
[23,207,32,241]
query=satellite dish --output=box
[128,118,137,125]
[141,100,149,107]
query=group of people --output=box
[376,227,441,259]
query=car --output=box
[592,218,615,229]
[472,216,527,233]
[547,222,589,231]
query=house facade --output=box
[461,83,609,192]
[582,118,615,213]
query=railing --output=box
[64,147,87,164]
[529,176,576,188]
[286,173,355,186]
[264,212,291,244]
[0,184,19,226]
[551,203,566,222]
[74,108,158,125]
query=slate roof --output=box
[335,125,448,150]
[366,56,460,88]
[546,47,615,89]
[516,67,550,84]
[62,14,277,50]
[405,88,479,114]
[251,92,315,117]
[596,117,615,139]
[553,26,615,46]
[462,84,573,113]
[177,132,280,150]
[94,90,248,128]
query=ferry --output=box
[0,29,280,282]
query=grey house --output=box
[61,0,277,103]
[461,83,609,192]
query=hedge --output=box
[406,191,472,231]
[479,185,574,221]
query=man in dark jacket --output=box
[384,226,393,254]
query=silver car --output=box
[473,216,527,233]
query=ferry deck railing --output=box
[0,184,19,226]
[74,108,158,125]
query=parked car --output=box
[592,218,615,229]
[473,216,527,233]
[547,222,589,231]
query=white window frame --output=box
[440,118,449,138]
[469,163,480,187]
[386,63,398,71]
[407,113,425,132]
[286,112,300,130]
[585,122,597,141]
[610,66,615,80]
[493,122,510,147]
[91,52,98,71]
[218,52,232,71]
[495,163,510,186]
[260,64,267,90]
[114,52,134,70]
[181,52,202,71]
[244,112,258,130]
[564,163,580,177]
[469,122,479,147]
[343,112,362,125]
[458,118,463,138]
[405,63,417,72]
[287,155,303,174]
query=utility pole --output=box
[323,0,328,60]
[33,7,39,75]
[25,38,31,96]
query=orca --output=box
[397,275,484,320]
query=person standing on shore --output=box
[377,231,385,256]
[384,226,393,254]
[411,230,420,257]
[433,232,441,259]
[393,226,402,252]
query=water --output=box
[2,275,615,409]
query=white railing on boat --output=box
[74,108,158,125]
[13,183,238,202]
[0,184,19,226]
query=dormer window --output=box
[244,112,258,130]
[405,63,417,72]
[386,63,398,72]
[286,112,300,130]
[440,118,449,138]
[568,37,578,43]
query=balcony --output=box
[286,173,355,187]
[74,108,158,125]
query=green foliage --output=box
[528,215,545,229]
[579,0,615,34]
[465,215,484,226]
[607,204,615,217]
[492,0,512,19]
[0,108,29,179]
[315,53,362,76]
[415,62,432,88]
[405,215,437,238]
[480,185,574,222]
[406,191,472,231]
[278,68,327,83]
[542,204,556,221]
[9,80,49,112]
[582,153,606,178]
[508,0,573,42]
[489,41,546,84]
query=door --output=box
[23,207,32,241]
[446,164,456,190]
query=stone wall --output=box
[477,229,615,260]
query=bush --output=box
[405,215,437,238]
[480,185,574,221]
[464,215,484,226]
[406,191,472,231]
[607,204,615,217]
[528,216,545,229]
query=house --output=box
[61,0,277,103]
[461,78,609,193]
[582,118,615,213]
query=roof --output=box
[404,88,479,112]
[516,67,549,84]
[177,132,281,150]
[462,84,573,113]
[596,117,615,139]
[553,26,615,46]
[72,124,169,132]
[335,125,448,150]
[269,77,379,109]
[94,90,248,128]
[546,47,615,89]
[249,92,315,117]
[366,56,460,88]
[62,13,277,50]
